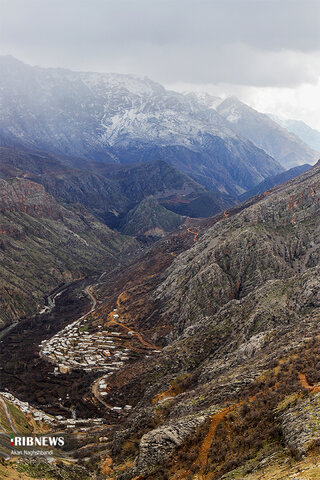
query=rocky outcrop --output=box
[281,393,320,458]
[136,415,206,468]
[102,162,320,479]
[153,162,320,335]
[119,414,207,479]
[0,178,61,219]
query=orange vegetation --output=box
[298,373,320,393]
[101,455,113,475]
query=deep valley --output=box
[0,55,320,480]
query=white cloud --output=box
[0,0,320,128]
[167,78,320,131]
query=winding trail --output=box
[189,373,320,477]
[109,291,160,350]
[195,405,234,473]
[92,379,113,411]
[190,385,281,477]
[40,282,99,360]
[187,227,199,243]
[112,319,158,350]
[84,286,97,313]
[92,291,161,410]
[0,398,17,434]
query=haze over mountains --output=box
[0,56,318,269]
[1,53,320,480]
[0,56,284,197]
[0,56,318,256]
[215,96,319,168]
[269,113,320,153]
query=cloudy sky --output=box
[0,0,320,128]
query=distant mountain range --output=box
[0,56,285,198]
[269,114,320,153]
[215,96,319,168]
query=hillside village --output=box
[40,309,137,374]
[39,306,161,415]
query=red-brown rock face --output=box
[0,178,62,220]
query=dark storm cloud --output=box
[0,0,319,86]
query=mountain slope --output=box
[216,96,318,168]
[269,114,320,153]
[87,161,320,479]
[119,196,184,239]
[0,56,283,196]
[0,146,231,225]
[161,190,235,218]
[239,163,311,200]
[0,177,135,329]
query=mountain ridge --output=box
[216,96,318,168]
[0,56,284,196]
[0,175,136,328]
[239,163,312,201]
[269,113,320,153]
[0,146,235,228]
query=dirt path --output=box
[76,285,98,322]
[110,291,160,350]
[194,405,234,471]
[113,319,159,350]
[152,385,175,405]
[298,373,320,393]
[0,398,17,434]
[187,227,199,243]
[92,378,113,411]
[84,286,97,312]
[190,373,316,477]
[191,390,267,476]
[92,293,160,409]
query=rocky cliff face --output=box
[0,177,61,219]
[153,162,320,334]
